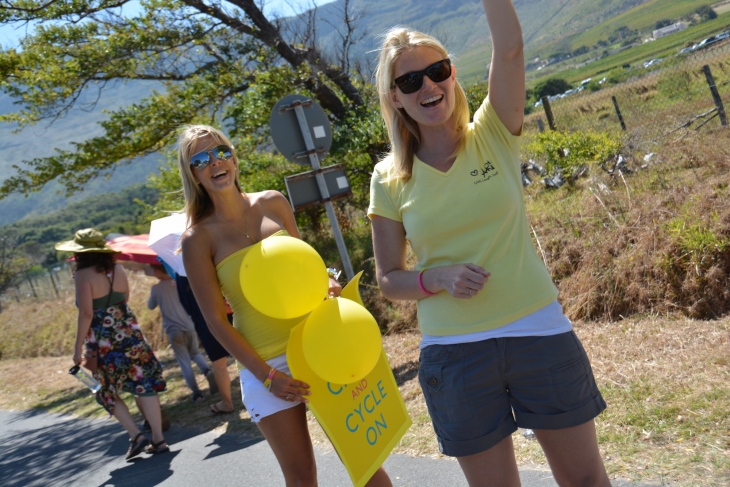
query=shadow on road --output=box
[0,409,263,487]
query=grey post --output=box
[541,96,556,130]
[48,271,59,298]
[290,104,355,281]
[702,64,728,127]
[611,96,627,131]
[536,118,545,133]
[26,273,37,298]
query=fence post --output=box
[611,96,627,131]
[49,271,59,298]
[541,96,557,130]
[26,273,37,298]
[536,118,545,133]
[702,64,728,127]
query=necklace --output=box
[216,194,251,239]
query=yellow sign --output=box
[287,272,412,487]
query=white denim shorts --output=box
[239,353,301,423]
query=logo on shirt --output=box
[471,160,497,184]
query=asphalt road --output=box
[0,409,663,486]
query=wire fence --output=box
[2,265,75,305]
[525,39,730,150]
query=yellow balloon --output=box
[301,297,382,384]
[240,235,328,319]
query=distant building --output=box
[653,22,688,40]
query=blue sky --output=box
[0,0,336,48]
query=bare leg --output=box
[364,467,392,487]
[257,403,317,487]
[317,421,392,487]
[455,435,521,487]
[533,421,610,487]
[112,395,142,440]
[211,357,234,412]
[135,395,166,446]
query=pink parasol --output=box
[107,234,159,265]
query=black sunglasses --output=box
[392,59,452,95]
[190,145,234,170]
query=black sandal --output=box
[144,440,170,454]
[126,433,149,460]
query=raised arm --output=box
[484,0,525,135]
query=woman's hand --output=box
[425,264,490,299]
[73,348,83,367]
[327,277,342,297]
[270,370,311,403]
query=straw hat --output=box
[55,228,117,253]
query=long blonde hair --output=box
[176,125,242,227]
[375,27,470,180]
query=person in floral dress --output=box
[57,228,168,460]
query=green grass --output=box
[572,0,718,49]
[527,10,730,87]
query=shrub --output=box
[533,78,572,100]
[524,130,623,181]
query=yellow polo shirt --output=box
[368,100,558,336]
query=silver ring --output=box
[285,393,292,400]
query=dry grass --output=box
[0,270,165,359]
[525,45,730,148]
[526,129,730,322]
[0,318,728,485]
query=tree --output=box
[0,232,34,312]
[613,25,636,40]
[571,45,589,57]
[655,19,672,30]
[533,78,572,100]
[0,0,382,201]
[695,6,718,22]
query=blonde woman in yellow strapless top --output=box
[176,125,393,487]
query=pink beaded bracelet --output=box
[418,269,436,296]
[263,367,277,392]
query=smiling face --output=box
[390,46,457,130]
[190,135,238,192]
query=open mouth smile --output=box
[420,94,443,107]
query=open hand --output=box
[270,370,311,403]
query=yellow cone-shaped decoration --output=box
[340,270,364,306]
[240,235,328,319]
[302,297,381,384]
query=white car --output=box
[695,37,720,50]
[643,58,663,68]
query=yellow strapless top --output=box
[215,230,305,369]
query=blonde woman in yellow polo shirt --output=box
[176,125,393,487]
[369,2,610,486]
